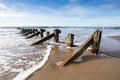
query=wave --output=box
[13,45,51,80]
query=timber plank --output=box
[22,31,32,36]
[26,32,41,38]
[31,33,55,45]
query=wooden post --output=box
[46,31,50,42]
[28,29,31,34]
[36,30,39,37]
[31,29,34,34]
[67,34,74,47]
[30,29,32,34]
[32,29,36,34]
[54,29,61,42]
[40,29,46,38]
[46,31,50,37]
[91,30,102,55]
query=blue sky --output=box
[0,0,120,27]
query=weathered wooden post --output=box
[32,29,36,34]
[67,34,74,47]
[31,29,33,34]
[91,30,102,55]
[46,31,50,37]
[29,29,33,34]
[46,31,50,42]
[54,29,61,42]
[36,29,39,37]
[40,29,46,38]
[35,29,38,34]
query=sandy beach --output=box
[109,36,120,41]
[26,36,120,80]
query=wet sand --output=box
[27,36,120,80]
[100,36,120,58]
[109,36,120,41]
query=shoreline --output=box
[27,36,120,80]
[13,45,51,80]
[109,36,120,41]
[100,36,120,58]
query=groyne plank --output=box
[31,33,55,45]
[26,32,41,38]
[22,31,33,36]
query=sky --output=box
[0,0,120,27]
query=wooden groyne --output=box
[26,31,40,38]
[59,30,102,67]
[22,29,37,36]
[26,29,46,38]
[18,28,102,67]
[31,29,61,45]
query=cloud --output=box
[0,3,9,10]
[60,4,97,18]
[0,3,31,18]
[0,2,120,27]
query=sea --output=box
[0,27,120,80]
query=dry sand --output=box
[27,36,120,80]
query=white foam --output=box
[56,61,62,66]
[74,56,83,62]
[66,46,72,49]
[13,45,51,80]
[0,28,30,49]
[11,68,24,72]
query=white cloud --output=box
[0,3,120,27]
[0,3,31,18]
[0,12,31,18]
[60,5,97,17]
[0,3,9,11]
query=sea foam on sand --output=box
[13,45,51,80]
